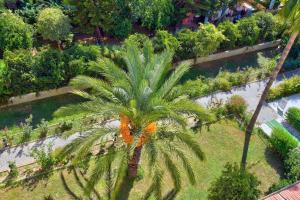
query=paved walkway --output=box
[1,69,300,172]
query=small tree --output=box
[218,20,240,49]
[208,163,261,200]
[20,114,33,142]
[31,144,57,172]
[226,95,247,119]
[152,30,180,52]
[254,11,279,41]
[37,119,49,138]
[0,11,33,51]
[6,161,18,186]
[237,17,260,46]
[37,8,71,46]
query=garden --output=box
[0,0,300,199]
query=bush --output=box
[37,8,72,43]
[267,76,300,101]
[237,17,260,46]
[20,114,33,142]
[31,144,57,171]
[254,11,279,41]
[0,12,33,51]
[56,121,73,133]
[218,20,240,49]
[226,95,247,118]
[37,119,49,138]
[152,30,180,52]
[286,107,300,132]
[2,49,35,96]
[111,18,132,38]
[267,179,292,194]
[123,33,151,49]
[173,78,212,98]
[213,77,232,91]
[33,48,66,89]
[285,148,300,182]
[208,163,261,200]
[6,161,18,186]
[175,29,198,60]
[270,126,299,157]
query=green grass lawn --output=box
[0,121,283,200]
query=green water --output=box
[0,94,85,129]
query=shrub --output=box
[213,77,232,91]
[20,114,33,142]
[270,126,299,157]
[267,76,300,101]
[226,95,247,118]
[0,12,33,51]
[173,78,212,98]
[217,20,240,49]
[56,121,73,133]
[37,119,49,138]
[31,144,57,171]
[208,163,261,200]
[123,33,151,49]
[111,18,132,38]
[254,11,279,41]
[3,49,35,95]
[285,148,300,181]
[152,30,180,52]
[129,0,174,29]
[267,179,292,194]
[33,48,66,89]
[237,17,260,46]
[6,161,18,186]
[286,107,300,132]
[37,8,72,43]
[175,29,198,60]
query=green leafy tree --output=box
[55,42,212,199]
[218,20,240,49]
[37,8,72,45]
[285,148,300,182]
[254,11,279,41]
[33,48,66,89]
[0,12,33,51]
[237,17,260,46]
[123,33,151,49]
[2,49,35,96]
[152,30,180,52]
[129,0,174,29]
[208,163,261,200]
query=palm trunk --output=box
[112,146,143,200]
[241,31,299,170]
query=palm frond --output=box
[162,152,181,191]
[143,170,163,200]
[144,137,158,172]
[174,149,196,185]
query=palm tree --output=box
[55,42,211,199]
[241,0,300,169]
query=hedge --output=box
[267,76,300,102]
[286,107,300,132]
[270,125,299,157]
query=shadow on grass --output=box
[21,170,53,191]
[264,146,284,178]
[78,170,101,200]
[60,171,82,200]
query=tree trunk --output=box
[112,146,143,200]
[241,31,299,170]
[128,146,142,178]
[95,27,102,44]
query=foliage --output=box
[285,148,300,182]
[6,161,19,186]
[55,121,73,133]
[31,144,57,171]
[123,33,151,49]
[218,20,240,49]
[0,11,33,51]
[55,42,211,198]
[208,163,261,200]
[129,0,174,29]
[267,75,300,101]
[2,49,35,96]
[254,11,280,41]
[152,30,180,52]
[37,7,72,42]
[37,119,49,138]
[225,95,247,118]
[270,126,299,158]
[237,17,260,46]
[111,18,132,38]
[20,114,33,142]
[286,107,300,132]
[175,29,198,60]
[33,48,66,89]
[267,179,292,194]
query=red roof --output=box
[262,181,300,200]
